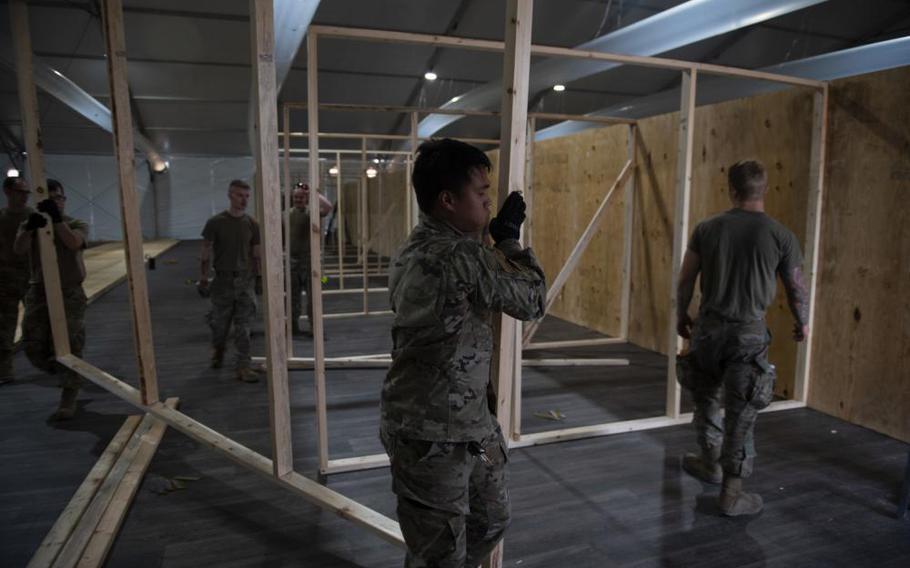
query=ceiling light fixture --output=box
[6,168,19,177]
[424,71,438,81]
[373,158,380,164]
[365,167,378,178]
[329,165,339,176]
[553,84,566,92]
[450,95,461,103]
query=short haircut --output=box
[47,178,64,194]
[412,138,491,214]
[3,176,22,190]
[228,179,251,191]
[728,160,767,201]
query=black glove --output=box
[488,191,526,243]
[37,198,62,223]
[25,212,47,232]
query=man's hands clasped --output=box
[488,191,526,243]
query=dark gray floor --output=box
[1,241,908,567]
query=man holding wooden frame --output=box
[380,138,546,566]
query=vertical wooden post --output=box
[360,137,369,314]
[523,116,535,248]
[100,0,159,404]
[666,69,697,420]
[336,151,345,290]
[282,104,294,355]
[306,31,330,475]
[487,1,533,566]
[794,85,828,403]
[9,0,71,358]
[250,0,292,477]
[409,112,420,229]
[620,124,637,340]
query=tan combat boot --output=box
[210,346,225,369]
[718,473,763,516]
[683,446,722,484]
[236,366,262,383]
[50,386,79,421]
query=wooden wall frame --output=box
[17,0,829,558]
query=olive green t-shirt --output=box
[28,215,89,289]
[689,208,802,323]
[201,211,261,272]
[0,206,33,282]
[288,206,312,261]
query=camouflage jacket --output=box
[380,215,546,442]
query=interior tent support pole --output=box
[794,84,828,403]
[522,160,633,345]
[666,69,697,420]
[620,124,637,340]
[305,30,330,474]
[250,0,293,477]
[360,137,369,314]
[9,0,70,358]
[283,104,293,354]
[409,112,419,229]
[100,0,159,404]
[487,2,533,565]
[336,151,345,290]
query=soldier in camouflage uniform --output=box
[0,176,33,384]
[676,160,810,516]
[198,179,263,383]
[288,182,331,336]
[14,179,89,420]
[380,139,546,567]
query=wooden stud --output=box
[283,104,294,354]
[666,69,697,420]
[360,137,370,314]
[51,399,179,568]
[306,30,330,475]
[336,151,345,290]
[523,337,626,351]
[620,125,637,340]
[100,0,159,404]
[74,405,176,568]
[9,0,71,357]
[309,25,825,88]
[522,160,633,344]
[250,0,293,477]
[26,416,142,568]
[794,85,829,403]
[55,354,405,547]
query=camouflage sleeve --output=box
[449,238,546,321]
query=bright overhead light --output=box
[424,71,437,81]
[365,167,378,178]
[553,84,566,92]
[329,165,339,176]
[6,168,19,177]
[372,158,380,164]
[450,95,461,103]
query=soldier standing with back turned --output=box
[676,160,810,516]
[0,176,33,385]
[380,139,547,567]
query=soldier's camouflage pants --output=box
[382,427,511,568]
[678,317,776,478]
[208,271,256,369]
[21,284,86,389]
[289,258,312,330]
[0,279,29,379]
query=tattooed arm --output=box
[676,249,700,339]
[780,265,810,342]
